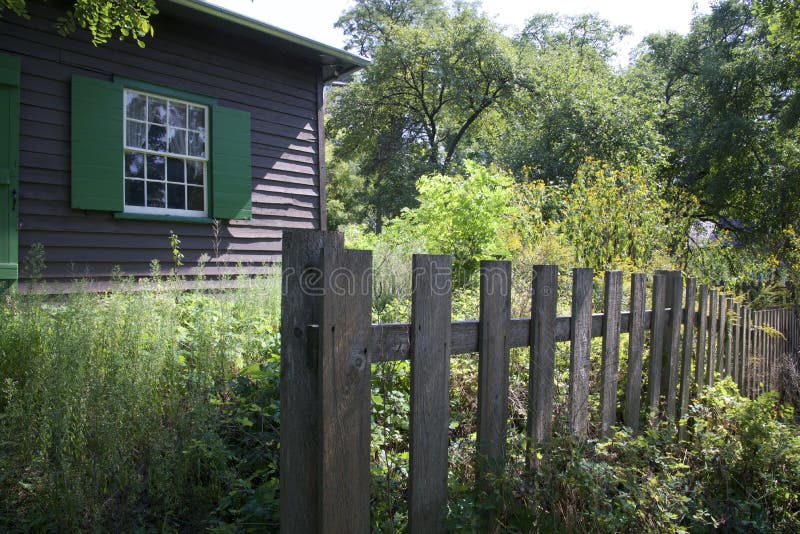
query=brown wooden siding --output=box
[1,1,323,285]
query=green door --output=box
[0,53,20,291]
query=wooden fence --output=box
[279,230,798,533]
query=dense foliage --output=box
[328,0,800,297]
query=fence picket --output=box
[279,230,342,534]
[477,261,511,489]
[696,285,709,388]
[647,274,666,420]
[319,246,373,533]
[600,270,623,436]
[409,254,453,534]
[528,265,558,462]
[569,268,593,438]
[717,296,728,378]
[679,277,697,437]
[664,272,683,420]
[624,273,647,432]
[708,290,719,386]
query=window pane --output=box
[167,158,185,183]
[188,106,205,130]
[187,186,204,211]
[126,120,146,149]
[167,183,186,210]
[186,160,204,185]
[147,181,166,208]
[125,179,145,206]
[125,92,146,121]
[188,131,206,158]
[169,102,187,128]
[147,154,165,181]
[148,97,167,124]
[125,152,145,178]
[148,125,167,152]
[168,128,187,155]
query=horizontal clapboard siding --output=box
[1,1,324,285]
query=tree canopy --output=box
[1,0,157,46]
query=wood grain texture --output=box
[696,285,709,388]
[600,270,623,436]
[528,265,558,460]
[477,261,511,475]
[678,277,697,430]
[624,273,647,432]
[319,246,372,533]
[569,268,593,438]
[663,272,683,420]
[409,254,452,534]
[741,306,749,396]
[279,230,342,534]
[647,274,666,419]
[733,303,741,388]
[717,297,728,377]
[707,290,719,386]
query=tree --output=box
[486,13,666,183]
[635,0,800,270]
[1,0,157,47]
[327,0,517,230]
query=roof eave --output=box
[166,0,370,79]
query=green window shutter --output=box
[71,76,123,211]
[0,53,20,285]
[211,105,252,219]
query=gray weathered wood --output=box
[695,285,709,388]
[678,277,697,432]
[717,295,728,377]
[319,245,373,533]
[647,274,666,419]
[600,270,623,436]
[725,298,734,376]
[409,254,452,534]
[280,230,342,534]
[707,289,719,386]
[477,261,511,480]
[569,268,593,438]
[733,303,741,388]
[624,273,647,432]
[527,265,558,462]
[663,272,683,420]
[742,306,750,396]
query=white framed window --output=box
[123,89,208,216]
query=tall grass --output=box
[0,275,282,531]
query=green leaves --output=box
[1,1,158,46]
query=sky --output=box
[204,0,713,65]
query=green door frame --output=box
[0,53,20,292]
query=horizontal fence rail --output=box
[279,230,798,534]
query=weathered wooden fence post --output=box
[696,285,709,388]
[528,265,558,464]
[409,254,452,534]
[600,270,623,436]
[678,277,697,439]
[476,260,511,516]
[662,271,683,421]
[624,273,647,432]
[569,268,593,438]
[318,243,373,533]
[280,230,340,534]
[647,274,666,420]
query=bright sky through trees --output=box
[205,0,712,64]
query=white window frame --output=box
[122,89,209,217]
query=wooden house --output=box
[0,0,367,290]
